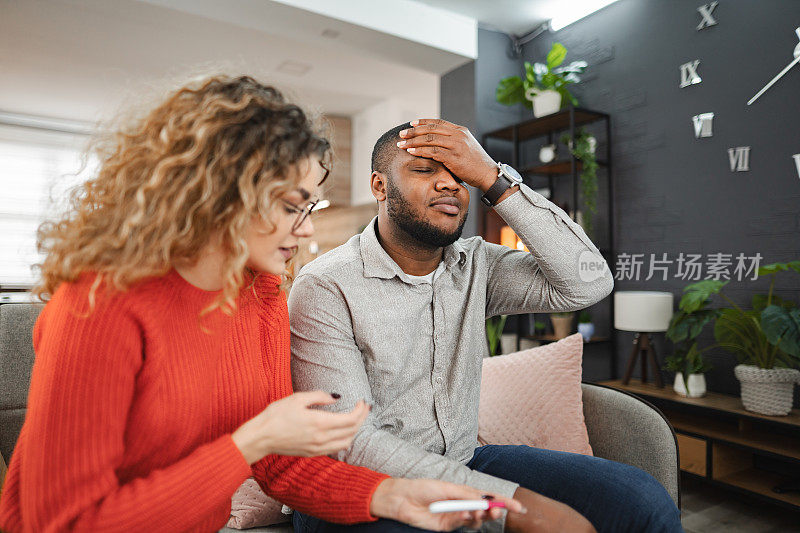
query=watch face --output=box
[500,163,524,183]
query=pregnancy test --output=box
[428,499,507,513]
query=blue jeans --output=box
[293,445,682,533]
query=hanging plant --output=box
[561,128,599,240]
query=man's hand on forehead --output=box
[396,119,498,192]
[402,155,464,184]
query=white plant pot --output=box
[550,314,574,339]
[587,135,597,155]
[673,372,707,398]
[528,89,562,118]
[539,144,557,163]
[500,333,517,356]
[734,364,800,416]
[577,322,595,342]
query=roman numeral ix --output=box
[680,60,702,88]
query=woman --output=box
[0,75,522,532]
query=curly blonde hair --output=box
[35,74,330,312]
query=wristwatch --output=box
[480,162,523,207]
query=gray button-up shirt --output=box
[288,184,614,512]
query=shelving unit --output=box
[481,106,616,379]
[601,380,800,511]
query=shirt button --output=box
[441,420,448,428]
[435,377,444,384]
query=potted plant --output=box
[486,315,508,357]
[680,262,800,415]
[664,343,713,398]
[550,312,574,339]
[560,128,599,240]
[577,310,594,342]
[495,43,587,118]
[664,281,720,397]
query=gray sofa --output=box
[0,302,680,532]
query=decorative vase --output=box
[673,372,707,398]
[539,144,557,163]
[500,333,516,356]
[734,364,800,416]
[586,135,597,155]
[550,314,574,339]
[525,88,562,118]
[577,322,594,342]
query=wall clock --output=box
[688,4,799,180]
[747,27,800,106]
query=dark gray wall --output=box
[442,28,524,238]
[442,0,800,398]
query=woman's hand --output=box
[369,478,526,531]
[232,391,370,464]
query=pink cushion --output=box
[478,333,593,456]
[226,477,289,529]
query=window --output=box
[0,124,94,288]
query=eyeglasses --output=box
[281,198,320,232]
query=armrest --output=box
[581,382,680,508]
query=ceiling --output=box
[0,0,454,123]
[417,0,559,36]
[0,0,582,127]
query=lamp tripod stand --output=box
[621,332,664,387]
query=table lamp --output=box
[614,291,674,387]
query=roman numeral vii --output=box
[728,147,750,172]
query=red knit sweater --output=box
[0,269,389,532]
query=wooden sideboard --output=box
[599,379,800,511]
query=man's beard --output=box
[385,179,468,249]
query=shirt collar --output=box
[359,216,467,281]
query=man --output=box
[288,119,682,532]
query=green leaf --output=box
[485,315,508,357]
[761,305,800,359]
[679,280,727,313]
[540,72,558,90]
[757,261,800,276]
[524,61,536,84]
[546,43,567,70]
[663,342,712,374]
[714,308,772,367]
[688,309,719,338]
[753,293,796,313]
[496,76,525,106]
[666,312,691,343]
[666,308,719,343]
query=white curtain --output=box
[0,124,94,288]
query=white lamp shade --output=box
[614,291,674,332]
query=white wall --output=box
[350,86,439,206]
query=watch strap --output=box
[481,163,520,207]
